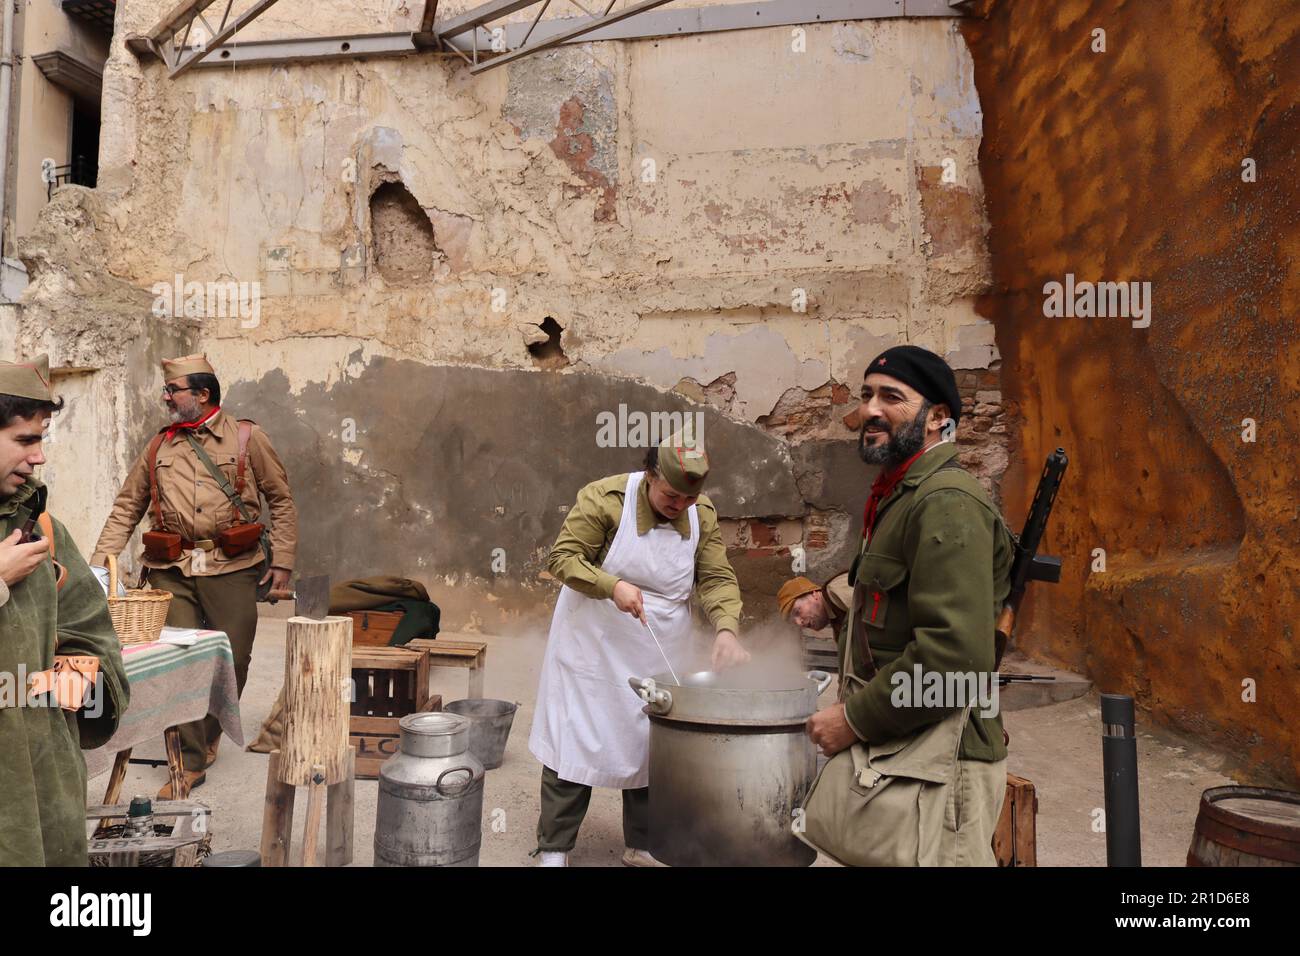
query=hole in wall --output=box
[527,317,570,370]
[369,180,441,283]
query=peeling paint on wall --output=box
[18,14,1008,630]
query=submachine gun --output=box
[995,447,1068,684]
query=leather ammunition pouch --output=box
[144,421,273,573]
[216,521,265,558]
[142,529,183,562]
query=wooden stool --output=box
[260,747,356,867]
[406,638,487,699]
[259,615,356,867]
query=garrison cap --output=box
[0,354,53,401]
[657,425,709,495]
[162,353,215,380]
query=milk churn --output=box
[374,712,486,867]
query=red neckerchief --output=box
[164,405,220,442]
[862,446,929,540]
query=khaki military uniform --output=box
[91,409,297,771]
[822,572,852,636]
[537,471,743,853]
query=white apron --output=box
[528,472,698,789]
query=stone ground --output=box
[86,616,1240,867]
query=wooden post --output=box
[326,746,356,867]
[259,750,295,867]
[280,615,353,786]
[163,727,187,797]
[261,614,356,866]
[300,763,327,867]
[102,749,131,805]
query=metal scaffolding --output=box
[128,0,968,76]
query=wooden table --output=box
[85,630,244,802]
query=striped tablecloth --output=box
[84,630,245,778]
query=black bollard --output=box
[1101,693,1142,866]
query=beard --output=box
[858,400,932,468]
[168,398,202,424]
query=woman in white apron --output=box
[528,430,749,866]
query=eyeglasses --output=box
[162,385,196,396]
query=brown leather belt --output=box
[181,538,216,552]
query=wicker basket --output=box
[106,554,172,645]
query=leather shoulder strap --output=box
[147,432,167,528]
[35,513,68,592]
[37,512,54,560]
[236,420,254,494]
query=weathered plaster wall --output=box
[963,0,1300,784]
[17,1,1007,629]
[10,0,111,246]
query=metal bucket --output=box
[628,667,832,867]
[443,698,519,770]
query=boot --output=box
[204,737,221,768]
[156,770,206,800]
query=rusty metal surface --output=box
[962,0,1300,787]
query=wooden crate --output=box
[801,634,840,675]
[992,773,1038,866]
[348,609,405,647]
[406,637,487,698]
[351,646,431,718]
[350,695,442,779]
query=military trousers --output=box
[148,564,262,772]
[537,765,650,852]
[939,756,1008,866]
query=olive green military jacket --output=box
[0,479,129,865]
[838,442,1014,762]
[548,473,742,634]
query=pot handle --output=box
[435,766,476,794]
[807,670,833,696]
[627,676,673,715]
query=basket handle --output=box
[107,553,119,594]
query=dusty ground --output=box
[86,616,1238,867]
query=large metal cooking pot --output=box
[628,667,832,867]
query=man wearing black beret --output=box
[800,345,1015,866]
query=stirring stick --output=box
[640,615,681,685]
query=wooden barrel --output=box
[1187,786,1300,866]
